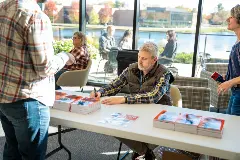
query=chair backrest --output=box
[205,63,228,75]
[173,76,208,88]
[56,59,92,87]
[116,49,138,75]
[170,85,182,107]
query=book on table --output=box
[70,97,101,114]
[53,91,101,114]
[197,117,225,138]
[53,92,82,111]
[175,113,202,134]
[153,110,179,130]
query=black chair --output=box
[116,49,139,75]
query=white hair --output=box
[139,41,158,58]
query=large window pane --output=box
[43,0,80,41]
[139,0,199,77]
[197,1,238,76]
[86,0,134,84]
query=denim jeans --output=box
[226,88,240,116]
[54,69,67,90]
[0,99,50,160]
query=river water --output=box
[54,28,236,59]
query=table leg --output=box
[117,142,130,160]
[46,125,76,160]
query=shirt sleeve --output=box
[27,13,67,77]
[98,68,128,96]
[125,71,172,104]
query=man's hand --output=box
[66,53,76,65]
[101,96,125,105]
[90,91,101,98]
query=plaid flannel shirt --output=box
[0,0,69,106]
[64,45,90,70]
[98,66,171,104]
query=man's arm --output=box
[98,68,128,96]
[125,71,172,104]
[27,14,69,77]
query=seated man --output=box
[99,25,116,60]
[90,42,174,160]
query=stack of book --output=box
[197,117,225,138]
[175,114,202,134]
[53,92,82,111]
[53,91,101,114]
[153,110,179,130]
[153,110,225,138]
[70,97,101,114]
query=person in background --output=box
[99,25,116,60]
[90,42,174,160]
[0,0,75,160]
[118,29,133,50]
[218,4,240,116]
[55,31,90,90]
[158,30,177,65]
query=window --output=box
[86,0,134,84]
[139,0,199,77]
[197,0,238,76]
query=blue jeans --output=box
[54,69,67,90]
[226,88,240,116]
[0,99,50,160]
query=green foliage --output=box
[174,52,193,64]
[87,44,98,59]
[89,10,100,25]
[53,39,73,55]
[158,47,164,56]
[53,38,99,60]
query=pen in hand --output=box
[94,87,97,97]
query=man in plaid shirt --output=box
[90,42,174,160]
[0,0,75,159]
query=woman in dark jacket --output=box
[158,30,177,65]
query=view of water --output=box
[53,28,236,59]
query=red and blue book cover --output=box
[198,117,225,131]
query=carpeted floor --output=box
[0,124,132,160]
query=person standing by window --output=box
[0,0,75,159]
[218,4,240,116]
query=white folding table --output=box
[48,91,240,160]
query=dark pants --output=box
[0,99,50,160]
[116,137,157,155]
[55,69,67,90]
[226,88,240,116]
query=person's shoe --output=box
[132,152,140,160]
[144,149,156,160]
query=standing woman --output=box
[55,31,90,90]
[218,4,240,115]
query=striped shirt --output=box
[0,0,69,106]
[64,45,90,70]
[98,65,172,104]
